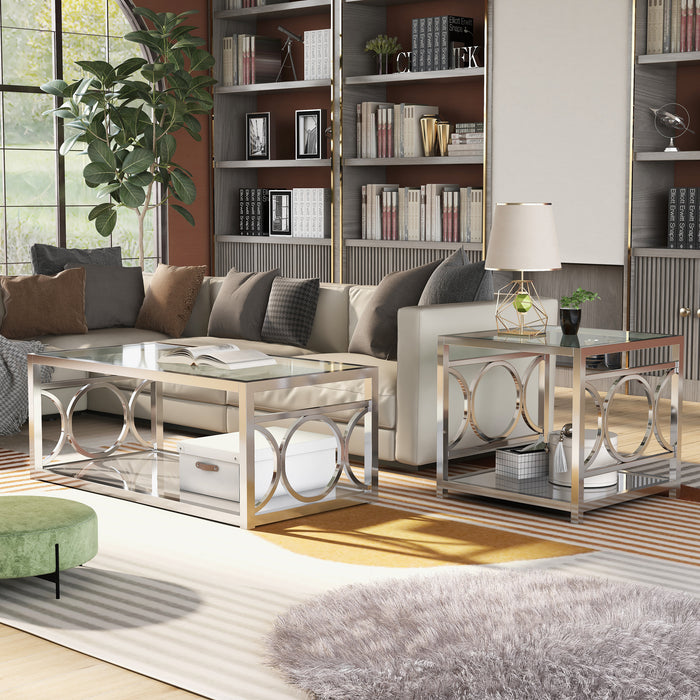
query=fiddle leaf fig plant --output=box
[560,287,600,309]
[41,7,215,268]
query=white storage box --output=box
[178,426,338,510]
[548,429,619,488]
[495,446,548,479]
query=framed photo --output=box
[269,189,292,235]
[295,109,325,159]
[246,112,270,160]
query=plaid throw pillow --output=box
[261,277,320,347]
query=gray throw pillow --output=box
[419,249,494,306]
[348,260,441,360]
[65,263,144,329]
[261,277,320,347]
[31,243,122,276]
[207,268,280,340]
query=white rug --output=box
[1,490,699,699]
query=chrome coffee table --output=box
[28,342,378,529]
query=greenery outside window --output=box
[0,0,159,275]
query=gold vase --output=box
[436,121,451,156]
[420,114,438,157]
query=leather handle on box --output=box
[195,461,220,472]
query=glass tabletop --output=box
[31,342,368,383]
[448,328,677,351]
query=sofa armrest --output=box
[395,298,558,466]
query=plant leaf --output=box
[171,204,195,226]
[87,140,117,169]
[88,202,114,221]
[41,79,68,97]
[119,180,147,208]
[95,207,118,237]
[122,147,155,175]
[170,169,196,204]
[84,161,116,186]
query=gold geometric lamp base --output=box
[494,279,549,336]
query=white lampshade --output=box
[485,202,561,272]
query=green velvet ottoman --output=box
[0,495,98,599]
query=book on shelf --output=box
[411,15,474,71]
[303,29,331,80]
[651,0,698,54]
[159,344,275,369]
[238,188,270,236]
[221,34,281,85]
[361,183,482,243]
[224,1,277,8]
[356,102,438,158]
[668,186,700,248]
[290,188,331,238]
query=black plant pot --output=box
[559,308,581,335]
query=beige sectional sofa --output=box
[27,270,557,469]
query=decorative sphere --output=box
[513,292,532,313]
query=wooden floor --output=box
[2,391,698,698]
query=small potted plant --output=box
[559,288,600,335]
[364,34,402,74]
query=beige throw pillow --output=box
[0,267,88,339]
[135,264,206,338]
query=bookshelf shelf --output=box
[345,239,482,250]
[635,150,700,162]
[345,155,483,166]
[214,0,331,21]
[345,66,485,85]
[217,235,331,245]
[637,50,700,65]
[216,159,332,169]
[215,79,331,95]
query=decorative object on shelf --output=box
[41,6,215,269]
[559,287,600,336]
[276,25,303,82]
[420,114,438,156]
[485,203,561,336]
[436,121,451,156]
[295,109,325,159]
[651,103,695,152]
[396,51,412,73]
[364,34,402,75]
[269,190,292,236]
[246,112,271,160]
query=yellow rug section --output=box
[255,505,591,567]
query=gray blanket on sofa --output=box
[0,335,54,436]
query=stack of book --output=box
[291,188,331,238]
[303,29,331,80]
[668,186,699,248]
[447,122,485,157]
[411,15,474,71]
[239,188,270,236]
[356,101,439,158]
[361,183,483,242]
[647,0,700,54]
[221,35,281,86]
[223,0,274,8]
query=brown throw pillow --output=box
[135,264,206,337]
[348,260,441,360]
[207,268,280,340]
[0,267,88,339]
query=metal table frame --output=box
[437,329,683,522]
[28,343,378,529]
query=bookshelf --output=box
[212,0,489,284]
[630,0,700,400]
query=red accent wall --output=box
[142,0,213,271]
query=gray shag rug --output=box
[266,568,700,699]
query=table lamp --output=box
[484,202,561,336]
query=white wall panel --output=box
[490,0,633,265]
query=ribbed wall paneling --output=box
[215,240,332,282]
[343,245,481,286]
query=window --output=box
[0,0,160,274]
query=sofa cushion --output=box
[234,352,398,430]
[38,327,169,350]
[0,268,88,339]
[307,284,350,353]
[31,243,122,276]
[261,277,320,347]
[207,269,279,340]
[135,264,206,338]
[419,250,493,305]
[65,263,144,329]
[348,261,440,360]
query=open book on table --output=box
[158,343,275,369]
